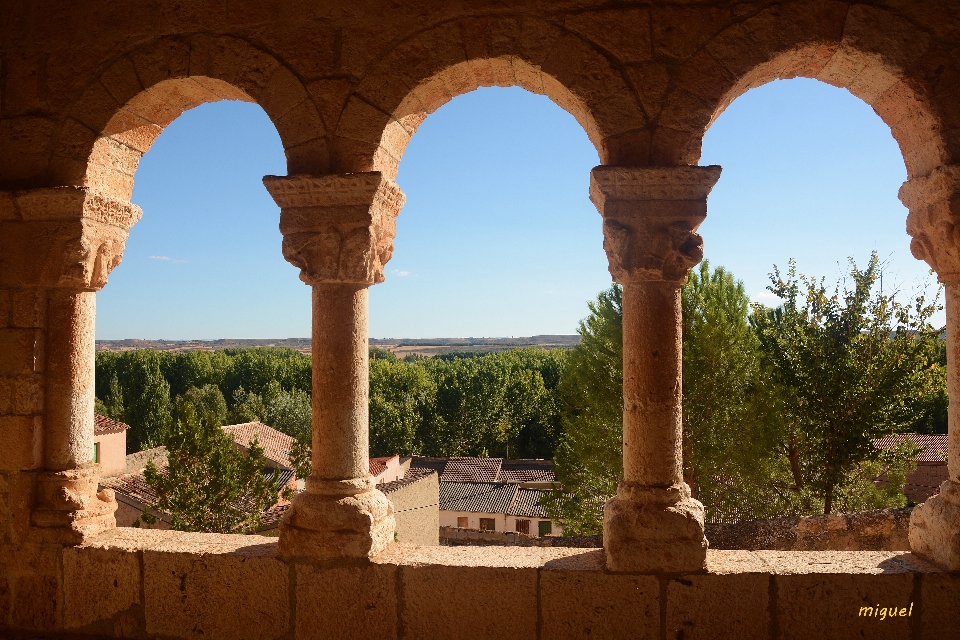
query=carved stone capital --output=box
[590,165,721,284]
[30,467,118,544]
[263,172,405,285]
[901,165,960,282]
[0,187,142,290]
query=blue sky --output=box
[95,78,941,339]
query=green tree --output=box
[174,384,228,426]
[681,262,791,522]
[548,285,624,535]
[369,358,436,457]
[752,253,939,514]
[139,405,281,533]
[120,352,173,452]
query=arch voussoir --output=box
[333,15,645,174]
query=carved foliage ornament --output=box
[900,165,960,283]
[263,173,406,285]
[0,187,142,290]
[589,166,721,284]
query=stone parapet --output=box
[1,529,957,639]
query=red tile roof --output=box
[94,413,130,436]
[222,422,295,470]
[873,433,948,463]
[369,456,392,477]
[100,467,162,506]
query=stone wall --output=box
[442,508,913,552]
[124,447,168,474]
[707,508,913,552]
[2,528,957,639]
[383,472,439,546]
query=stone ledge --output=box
[1,531,957,639]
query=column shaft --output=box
[622,281,683,487]
[946,283,960,483]
[311,283,369,481]
[43,290,96,471]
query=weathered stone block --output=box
[540,549,659,639]
[0,289,11,327]
[11,290,45,329]
[0,329,39,375]
[62,544,141,630]
[400,546,540,639]
[144,536,289,640]
[295,562,397,640]
[11,574,60,630]
[666,551,771,639]
[920,572,960,636]
[12,375,43,415]
[0,416,42,471]
[760,551,916,640]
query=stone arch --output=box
[659,3,950,180]
[332,17,649,178]
[49,35,328,202]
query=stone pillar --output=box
[590,165,721,572]
[901,166,960,569]
[0,187,140,544]
[263,172,403,559]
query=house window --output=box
[479,517,496,531]
[515,519,530,534]
[538,520,552,537]
[93,442,100,464]
[457,517,468,528]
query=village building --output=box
[369,455,404,484]
[407,456,562,535]
[99,420,297,530]
[874,433,950,502]
[92,414,130,478]
[438,481,561,537]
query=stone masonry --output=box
[1,0,960,636]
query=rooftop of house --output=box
[439,481,518,514]
[369,454,402,477]
[94,413,130,436]
[438,480,559,519]
[874,433,949,464]
[377,468,436,495]
[409,456,556,484]
[222,422,295,470]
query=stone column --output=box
[0,187,140,544]
[590,165,721,572]
[263,172,403,559]
[901,166,960,569]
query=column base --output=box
[278,476,395,560]
[30,467,117,545]
[909,480,960,570]
[603,482,707,572]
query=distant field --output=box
[95,335,580,357]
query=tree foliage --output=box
[751,254,939,514]
[138,405,282,533]
[549,256,942,532]
[548,285,623,535]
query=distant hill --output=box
[95,335,580,356]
